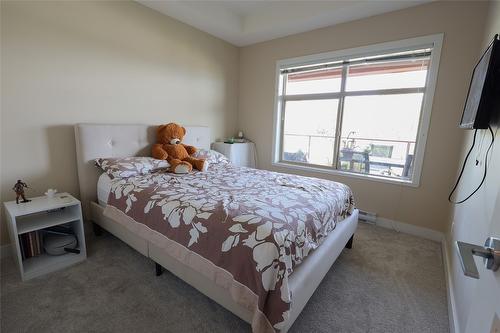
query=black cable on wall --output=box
[448,125,495,204]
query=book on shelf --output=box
[18,230,44,260]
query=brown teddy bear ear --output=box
[157,125,168,138]
[182,127,186,135]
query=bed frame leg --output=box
[345,235,354,249]
[93,222,103,236]
[155,262,163,276]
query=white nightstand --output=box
[3,193,87,281]
[211,142,257,168]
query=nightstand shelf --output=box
[16,206,80,234]
[22,251,85,280]
[3,193,87,281]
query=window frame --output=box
[272,34,443,187]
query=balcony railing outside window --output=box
[283,133,415,179]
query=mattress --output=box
[97,173,112,206]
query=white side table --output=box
[211,142,257,168]
[3,193,87,281]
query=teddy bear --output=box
[152,123,208,174]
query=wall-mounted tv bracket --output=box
[456,237,500,279]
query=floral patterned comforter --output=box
[104,162,354,332]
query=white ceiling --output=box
[137,1,433,47]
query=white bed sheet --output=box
[97,173,112,206]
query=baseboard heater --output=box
[358,209,377,224]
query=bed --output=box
[74,123,358,332]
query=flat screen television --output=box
[460,34,500,129]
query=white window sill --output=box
[272,161,420,188]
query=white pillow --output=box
[95,157,170,179]
[192,149,230,165]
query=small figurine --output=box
[13,180,31,204]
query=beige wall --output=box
[238,1,488,233]
[0,0,492,247]
[447,1,500,331]
[0,1,239,245]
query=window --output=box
[273,35,442,186]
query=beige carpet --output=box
[1,222,449,332]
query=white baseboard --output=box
[441,236,459,333]
[365,216,444,242]
[1,244,12,260]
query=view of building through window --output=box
[280,49,430,181]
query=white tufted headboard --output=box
[74,123,210,219]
